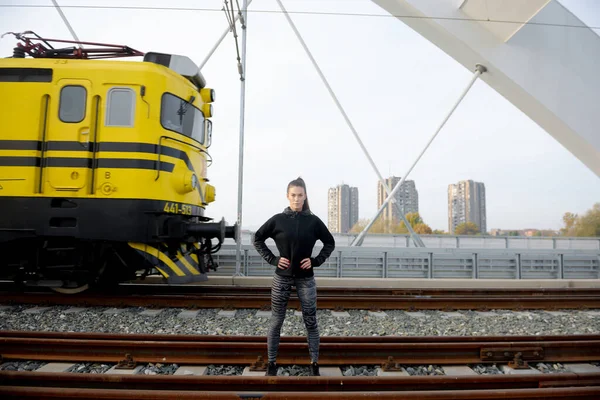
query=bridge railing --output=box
[228,232,600,250]
[212,245,600,280]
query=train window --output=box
[0,68,52,82]
[106,88,135,127]
[59,85,87,123]
[161,93,205,144]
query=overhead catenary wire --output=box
[1,3,598,31]
[199,0,254,71]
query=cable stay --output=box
[222,0,245,81]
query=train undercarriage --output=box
[0,236,227,293]
[0,198,236,293]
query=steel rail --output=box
[107,285,600,297]
[1,374,600,399]
[1,331,599,365]
[2,330,599,342]
[2,285,600,310]
[2,370,600,390]
[6,282,600,296]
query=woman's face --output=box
[287,186,306,211]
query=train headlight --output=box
[200,88,215,103]
[202,103,213,118]
[178,171,198,194]
[205,184,216,203]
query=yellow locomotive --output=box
[0,32,236,293]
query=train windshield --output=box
[160,93,205,144]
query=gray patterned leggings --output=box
[268,274,319,363]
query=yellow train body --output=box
[0,49,233,291]
[0,57,214,205]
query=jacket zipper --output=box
[293,213,300,277]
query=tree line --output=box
[560,203,600,237]
[348,212,479,235]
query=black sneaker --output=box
[310,362,320,376]
[266,361,278,376]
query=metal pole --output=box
[235,0,249,276]
[352,64,487,246]
[199,0,253,71]
[274,0,423,247]
[51,0,82,47]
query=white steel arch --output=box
[372,0,600,177]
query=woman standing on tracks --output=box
[253,177,335,377]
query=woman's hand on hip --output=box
[300,258,312,269]
[277,257,290,269]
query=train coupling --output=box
[186,218,238,243]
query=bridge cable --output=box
[352,64,487,247]
[275,0,425,247]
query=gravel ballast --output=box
[404,365,444,375]
[205,365,244,375]
[2,360,596,375]
[342,365,378,376]
[139,363,179,375]
[66,363,112,374]
[1,307,598,337]
[0,361,46,371]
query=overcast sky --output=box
[1,0,598,232]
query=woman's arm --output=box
[310,218,335,267]
[252,217,280,266]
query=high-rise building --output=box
[448,180,487,234]
[376,176,419,223]
[327,184,359,233]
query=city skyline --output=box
[328,177,490,234]
[320,176,598,234]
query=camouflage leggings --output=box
[267,274,319,363]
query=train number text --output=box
[163,202,192,215]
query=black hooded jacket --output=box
[253,207,335,278]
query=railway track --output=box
[1,331,600,399]
[2,375,600,399]
[2,283,600,310]
[2,330,600,365]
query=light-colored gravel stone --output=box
[0,306,598,338]
[206,365,244,375]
